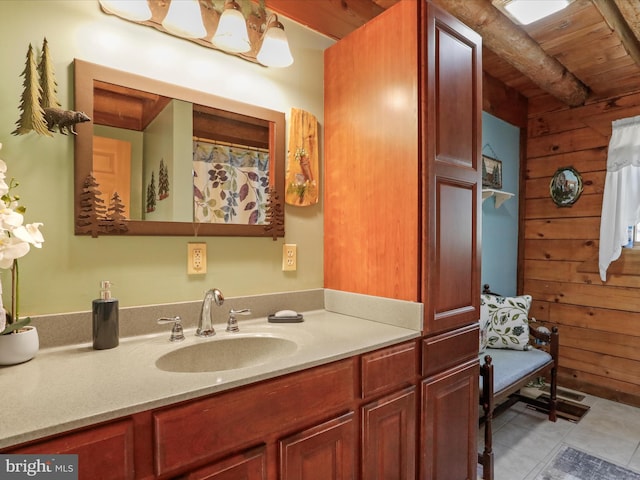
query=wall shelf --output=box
[482,188,514,208]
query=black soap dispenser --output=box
[92,281,119,350]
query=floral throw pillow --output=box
[481,293,532,350]
[479,301,490,353]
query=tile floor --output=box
[478,387,640,479]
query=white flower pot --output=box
[0,326,39,366]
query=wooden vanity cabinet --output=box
[164,339,418,479]
[324,1,482,478]
[4,340,418,480]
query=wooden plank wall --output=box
[524,91,640,407]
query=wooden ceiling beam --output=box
[425,0,590,106]
[613,0,640,39]
[601,0,640,67]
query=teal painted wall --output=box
[481,112,520,296]
[0,1,333,317]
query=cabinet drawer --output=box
[361,341,417,398]
[422,324,478,377]
[153,359,355,477]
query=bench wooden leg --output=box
[548,364,558,422]
[480,356,495,480]
[548,326,560,422]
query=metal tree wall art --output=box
[12,43,51,137]
[76,174,107,237]
[37,38,60,111]
[146,172,157,213]
[76,174,129,238]
[264,189,285,240]
[158,159,170,200]
[13,38,90,137]
[103,193,128,233]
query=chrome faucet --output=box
[196,288,224,337]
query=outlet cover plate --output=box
[282,244,297,271]
[188,242,207,275]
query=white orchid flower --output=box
[14,223,44,248]
[0,234,31,269]
[0,206,24,230]
[0,143,44,331]
[0,159,8,194]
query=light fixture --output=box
[211,0,251,54]
[162,0,207,39]
[98,0,151,22]
[257,14,293,68]
[97,0,294,67]
[493,0,571,25]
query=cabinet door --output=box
[181,446,266,480]
[422,2,482,335]
[280,413,355,480]
[324,0,420,302]
[362,387,416,480]
[421,360,479,480]
[10,420,135,480]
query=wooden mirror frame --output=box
[73,59,285,237]
[550,166,583,207]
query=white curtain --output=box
[598,114,640,281]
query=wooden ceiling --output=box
[265,0,640,111]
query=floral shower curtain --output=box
[193,140,270,224]
[598,114,640,281]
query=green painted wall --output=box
[0,1,332,316]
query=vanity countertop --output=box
[0,309,420,450]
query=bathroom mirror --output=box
[550,166,583,207]
[74,59,285,237]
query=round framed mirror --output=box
[550,166,583,207]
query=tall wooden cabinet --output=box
[324,1,482,478]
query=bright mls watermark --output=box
[0,455,77,479]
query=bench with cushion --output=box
[477,285,559,480]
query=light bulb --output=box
[99,0,152,21]
[211,1,250,54]
[162,0,207,39]
[257,20,293,68]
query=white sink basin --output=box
[155,335,298,373]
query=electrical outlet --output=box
[188,243,207,275]
[282,244,297,271]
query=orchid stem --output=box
[11,259,18,324]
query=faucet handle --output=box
[226,308,251,333]
[157,316,185,342]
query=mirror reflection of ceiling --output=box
[93,81,171,131]
[93,81,270,148]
